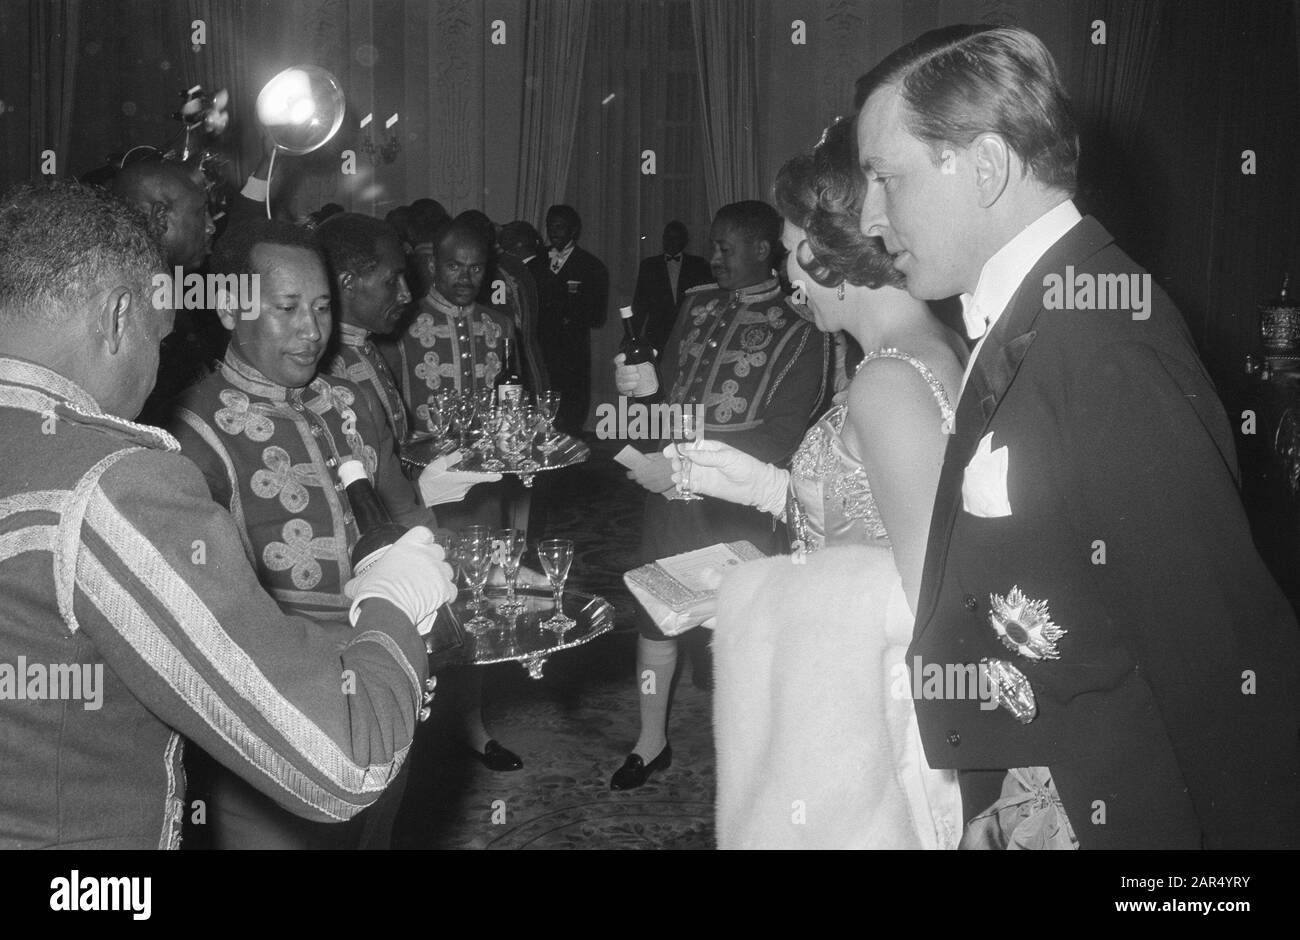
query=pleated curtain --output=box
[514,0,591,225]
[28,0,80,180]
[690,0,760,214]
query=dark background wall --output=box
[2,0,1297,388]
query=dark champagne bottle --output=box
[619,306,655,364]
[496,335,524,407]
[619,305,659,396]
[338,459,407,576]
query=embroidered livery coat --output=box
[324,321,410,446]
[638,279,831,631]
[383,289,518,431]
[170,348,433,619]
[0,356,427,848]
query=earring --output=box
[837,281,846,301]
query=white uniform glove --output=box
[345,526,458,633]
[613,352,659,397]
[418,450,502,506]
[664,439,788,517]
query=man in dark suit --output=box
[631,221,712,361]
[529,205,608,432]
[857,25,1299,849]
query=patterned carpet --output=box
[393,439,718,850]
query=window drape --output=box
[29,0,80,180]
[689,0,760,214]
[514,0,591,226]
[564,0,711,429]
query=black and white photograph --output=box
[0,0,1297,913]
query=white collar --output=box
[961,199,1082,340]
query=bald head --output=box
[112,161,215,270]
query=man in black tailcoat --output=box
[631,220,711,362]
[529,204,608,432]
[857,24,1299,848]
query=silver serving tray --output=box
[427,587,614,679]
[400,433,590,487]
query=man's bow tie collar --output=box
[962,293,991,340]
[665,254,681,263]
[549,243,575,274]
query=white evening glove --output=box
[345,526,458,633]
[664,439,788,517]
[613,352,659,397]
[418,450,503,506]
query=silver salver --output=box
[426,586,614,679]
[400,433,590,487]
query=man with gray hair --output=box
[0,181,455,848]
[857,24,1299,849]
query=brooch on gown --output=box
[982,586,1067,724]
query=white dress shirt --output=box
[958,200,1083,399]
[549,242,575,274]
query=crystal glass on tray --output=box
[538,538,576,637]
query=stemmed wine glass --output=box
[451,391,477,449]
[518,404,543,471]
[672,406,704,501]
[535,390,561,452]
[492,528,528,615]
[423,392,452,443]
[498,407,529,467]
[538,538,575,635]
[456,527,496,634]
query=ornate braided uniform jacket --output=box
[324,321,410,446]
[0,356,427,848]
[640,279,831,594]
[385,288,517,429]
[170,348,433,620]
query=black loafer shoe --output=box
[609,745,672,790]
[477,740,523,772]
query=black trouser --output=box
[541,326,591,433]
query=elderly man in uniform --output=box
[608,199,831,789]
[0,181,454,849]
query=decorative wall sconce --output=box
[359,112,400,165]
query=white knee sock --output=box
[633,636,678,759]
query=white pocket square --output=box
[962,432,1012,518]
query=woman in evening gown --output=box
[671,117,967,848]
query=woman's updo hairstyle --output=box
[774,116,904,291]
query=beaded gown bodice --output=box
[786,348,955,552]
